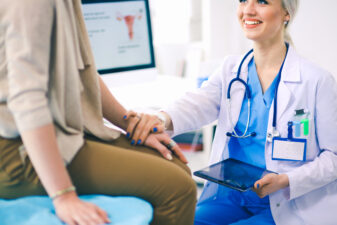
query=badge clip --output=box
[271,121,307,162]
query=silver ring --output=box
[167,139,177,149]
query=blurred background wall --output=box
[149,0,337,80]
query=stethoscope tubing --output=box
[227,49,253,99]
[226,43,289,139]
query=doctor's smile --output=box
[244,19,263,28]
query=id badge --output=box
[272,137,307,161]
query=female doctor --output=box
[141,0,337,224]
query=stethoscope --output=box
[226,43,289,142]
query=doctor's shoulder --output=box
[203,55,242,86]
[217,55,243,77]
[297,55,336,87]
[223,54,242,70]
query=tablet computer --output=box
[193,158,276,192]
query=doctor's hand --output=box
[53,191,110,225]
[144,132,188,164]
[252,173,289,198]
[124,111,165,145]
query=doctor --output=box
[140,0,337,224]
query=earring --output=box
[284,20,289,25]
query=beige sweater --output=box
[0,0,120,163]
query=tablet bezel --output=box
[193,158,276,192]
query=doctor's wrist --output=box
[155,112,171,130]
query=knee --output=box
[171,155,192,175]
[177,161,192,175]
[151,166,197,225]
[184,174,197,199]
[169,167,197,201]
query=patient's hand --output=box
[53,192,110,225]
[144,133,188,164]
[124,111,165,145]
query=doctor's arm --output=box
[284,74,337,200]
[254,73,337,199]
[161,66,224,135]
[109,60,226,138]
[128,65,224,137]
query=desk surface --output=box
[107,75,197,112]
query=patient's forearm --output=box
[20,124,73,196]
[98,76,128,131]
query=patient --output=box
[0,1,196,225]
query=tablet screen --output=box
[193,158,276,192]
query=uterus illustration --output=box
[116,10,143,40]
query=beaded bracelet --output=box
[50,186,76,200]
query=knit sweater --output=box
[0,0,120,163]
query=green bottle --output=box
[301,118,309,136]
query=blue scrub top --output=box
[228,58,279,169]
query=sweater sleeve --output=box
[4,0,54,132]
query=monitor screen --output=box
[81,0,155,75]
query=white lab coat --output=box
[164,46,337,225]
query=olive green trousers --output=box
[0,135,197,225]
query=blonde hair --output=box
[282,0,299,45]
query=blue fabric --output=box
[228,58,279,169]
[0,195,153,225]
[195,58,280,225]
[195,186,275,225]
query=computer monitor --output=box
[81,0,156,87]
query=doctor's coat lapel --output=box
[276,46,301,124]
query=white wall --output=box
[202,0,250,60]
[149,0,192,75]
[202,0,337,80]
[149,0,191,44]
[290,0,337,78]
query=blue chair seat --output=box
[0,195,153,225]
